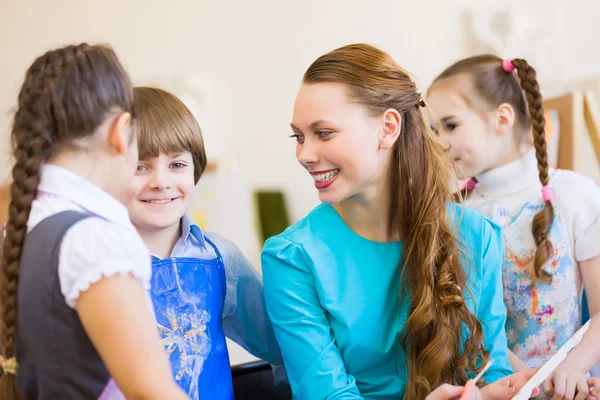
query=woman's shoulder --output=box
[261,203,375,275]
[265,202,499,257]
[448,202,501,245]
[265,203,339,247]
[448,202,504,285]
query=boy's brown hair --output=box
[134,87,207,184]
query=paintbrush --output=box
[460,360,494,400]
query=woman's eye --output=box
[290,134,304,144]
[317,131,332,138]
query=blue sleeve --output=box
[477,219,513,383]
[215,236,284,368]
[262,236,363,400]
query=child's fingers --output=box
[550,374,577,400]
[588,377,600,398]
[549,375,566,400]
[563,376,577,400]
[574,378,589,400]
[544,377,554,396]
[562,377,577,400]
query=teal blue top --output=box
[262,203,512,399]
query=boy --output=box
[123,87,284,399]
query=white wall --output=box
[3,0,597,224]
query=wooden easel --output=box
[543,91,600,173]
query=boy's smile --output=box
[124,152,195,233]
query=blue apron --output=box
[149,237,234,400]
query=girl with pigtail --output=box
[427,56,600,399]
[0,43,187,399]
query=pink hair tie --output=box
[465,178,477,192]
[541,185,553,202]
[502,59,515,73]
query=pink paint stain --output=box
[535,305,555,324]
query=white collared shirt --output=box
[28,164,151,309]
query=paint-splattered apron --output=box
[149,237,233,400]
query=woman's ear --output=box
[379,108,402,150]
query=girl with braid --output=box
[427,56,600,399]
[0,43,187,399]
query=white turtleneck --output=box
[467,150,600,262]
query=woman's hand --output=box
[480,369,540,400]
[427,369,542,400]
[426,383,482,400]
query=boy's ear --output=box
[107,112,132,155]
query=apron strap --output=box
[203,236,224,265]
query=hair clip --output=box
[502,59,515,73]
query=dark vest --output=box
[16,211,112,399]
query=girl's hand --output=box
[544,371,600,400]
[583,377,600,400]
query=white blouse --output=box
[27,164,151,309]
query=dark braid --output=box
[0,52,57,400]
[0,43,134,399]
[511,59,554,283]
[431,55,554,284]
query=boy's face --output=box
[124,151,196,233]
